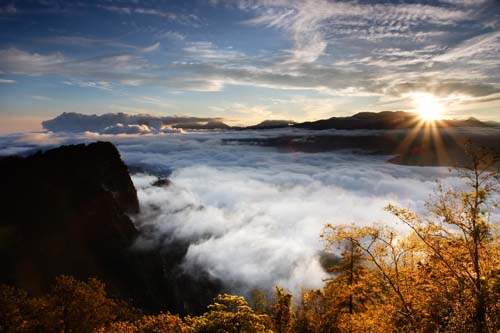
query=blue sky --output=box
[0,0,499,132]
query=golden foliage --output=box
[186,293,274,333]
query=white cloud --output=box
[3,127,497,296]
[184,42,245,61]
[139,42,160,53]
[119,130,459,295]
[243,0,471,64]
[155,30,185,40]
[63,80,112,90]
[97,5,200,26]
[433,30,500,63]
[31,95,52,101]
[0,48,66,75]
[0,78,15,83]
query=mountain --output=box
[294,111,417,130]
[172,120,231,130]
[41,111,496,134]
[0,142,220,314]
[245,120,295,130]
[293,111,493,130]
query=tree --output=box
[322,225,418,331]
[386,146,500,332]
[270,287,295,333]
[323,146,500,332]
[186,294,274,333]
[97,312,194,333]
[0,284,31,333]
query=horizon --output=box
[1,109,494,135]
[1,0,500,134]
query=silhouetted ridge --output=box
[294,111,419,130]
[0,142,220,314]
[294,111,493,130]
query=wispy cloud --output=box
[242,0,472,64]
[183,42,245,61]
[2,0,499,121]
[63,80,112,91]
[155,30,185,40]
[139,42,160,53]
[433,30,500,63]
[97,4,200,26]
[0,48,66,75]
[31,95,52,101]
[0,78,15,84]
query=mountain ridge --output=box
[41,111,498,134]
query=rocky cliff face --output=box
[0,142,173,312]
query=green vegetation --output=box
[1,147,499,332]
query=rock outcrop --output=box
[0,142,170,312]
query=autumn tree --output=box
[0,275,139,333]
[386,146,500,332]
[269,287,295,333]
[0,284,32,333]
[96,312,194,333]
[323,146,500,332]
[186,293,274,333]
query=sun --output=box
[413,94,444,121]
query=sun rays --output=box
[394,94,457,166]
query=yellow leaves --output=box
[270,287,295,333]
[186,294,274,333]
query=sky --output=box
[0,0,499,133]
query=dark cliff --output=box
[0,142,172,312]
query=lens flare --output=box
[413,94,444,121]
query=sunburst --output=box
[413,94,444,122]
[394,93,454,165]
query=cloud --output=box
[155,30,185,40]
[139,42,160,53]
[2,127,496,296]
[41,112,222,134]
[31,95,52,101]
[2,0,499,118]
[0,78,15,83]
[118,130,459,295]
[97,5,200,26]
[433,30,500,63]
[38,35,137,50]
[184,42,245,61]
[0,47,154,85]
[0,48,66,75]
[242,0,471,64]
[62,80,112,90]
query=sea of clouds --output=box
[0,128,470,296]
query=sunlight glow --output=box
[413,94,444,121]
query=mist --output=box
[117,130,460,296]
[0,128,469,296]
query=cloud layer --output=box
[94,129,460,295]
[2,127,498,296]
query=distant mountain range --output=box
[42,111,498,134]
[294,111,495,130]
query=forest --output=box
[1,146,499,333]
